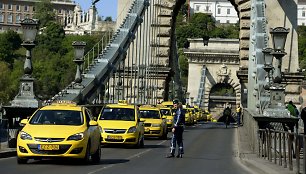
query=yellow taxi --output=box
[97,100,144,148]
[159,106,174,131]
[194,106,204,121]
[17,101,101,164]
[182,105,193,125]
[203,109,212,121]
[139,105,168,139]
[161,101,173,108]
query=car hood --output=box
[97,120,136,129]
[22,125,86,138]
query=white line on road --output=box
[87,140,167,174]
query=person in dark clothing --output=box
[301,107,306,135]
[223,106,231,128]
[167,100,185,158]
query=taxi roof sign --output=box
[118,100,128,105]
[52,100,77,105]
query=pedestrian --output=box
[285,101,298,132]
[167,100,185,158]
[301,107,306,135]
[236,105,242,126]
[223,106,231,128]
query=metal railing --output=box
[258,129,306,173]
[0,119,8,149]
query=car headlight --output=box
[67,132,84,141]
[167,119,172,122]
[127,126,137,133]
[20,131,32,140]
[152,123,161,127]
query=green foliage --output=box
[104,16,113,22]
[298,26,306,76]
[178,48,188,87]
[33,0,56,27]
[0,30,22,65]
[36,22,66,53]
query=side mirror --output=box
[89,120,98,126]
[20,119,28,126]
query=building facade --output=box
[0,0,115,34]
[189,0,239,24]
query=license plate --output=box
[107,135,122,140]
[39,144,59,150]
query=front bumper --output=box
[144,127,163,137]
[17,138,88,159]
[101,132,139,145]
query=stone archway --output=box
[208,82,238,118]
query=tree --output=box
[36,22,66,53]
[104,16,113,22]
[33,0,56,28]
[0,30,22,66]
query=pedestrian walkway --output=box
[0,142,16,158]
[237,126,295,174]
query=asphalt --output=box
[0,125,296,174]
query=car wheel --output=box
[17,157,28,164]
[91,144,101,163]
[83,142,91,164]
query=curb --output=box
[0,150,17,158]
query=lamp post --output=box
[262,27,290,117]
[72,41,86,88]
[270,27,289,84]
[9,18,41,108]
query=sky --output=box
[74,0,118,21]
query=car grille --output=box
[34,137,65,142]
[144,123,151,127]
[104,129,126,134]
[27,144,71,155]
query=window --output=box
[24,5,28,11]
[8,4,12,10]
[206,5,209,11]
[218,8,221,14]
[0,3,3,9]
[303,11,306,17]
[33,6,35,12]
[16,14,21,23]
[16,5,20,11]
[226,20,230,23]
[8,14,13,23]
[0,14,3,23]
[227,9,230,15]
[196,5,200,11]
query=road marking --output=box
[88,140,167,174]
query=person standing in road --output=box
[236,105,242,126]
[167,100,185,158]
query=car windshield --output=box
[139,110,160,119]
[160,109,171,116]
[100,108,135,121]
[29,110,83,125]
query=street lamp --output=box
[72,41,86,88]
[262,27,290,118]
[20,18,39,77]
[262,47,273,89]
[270,27,289,84]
